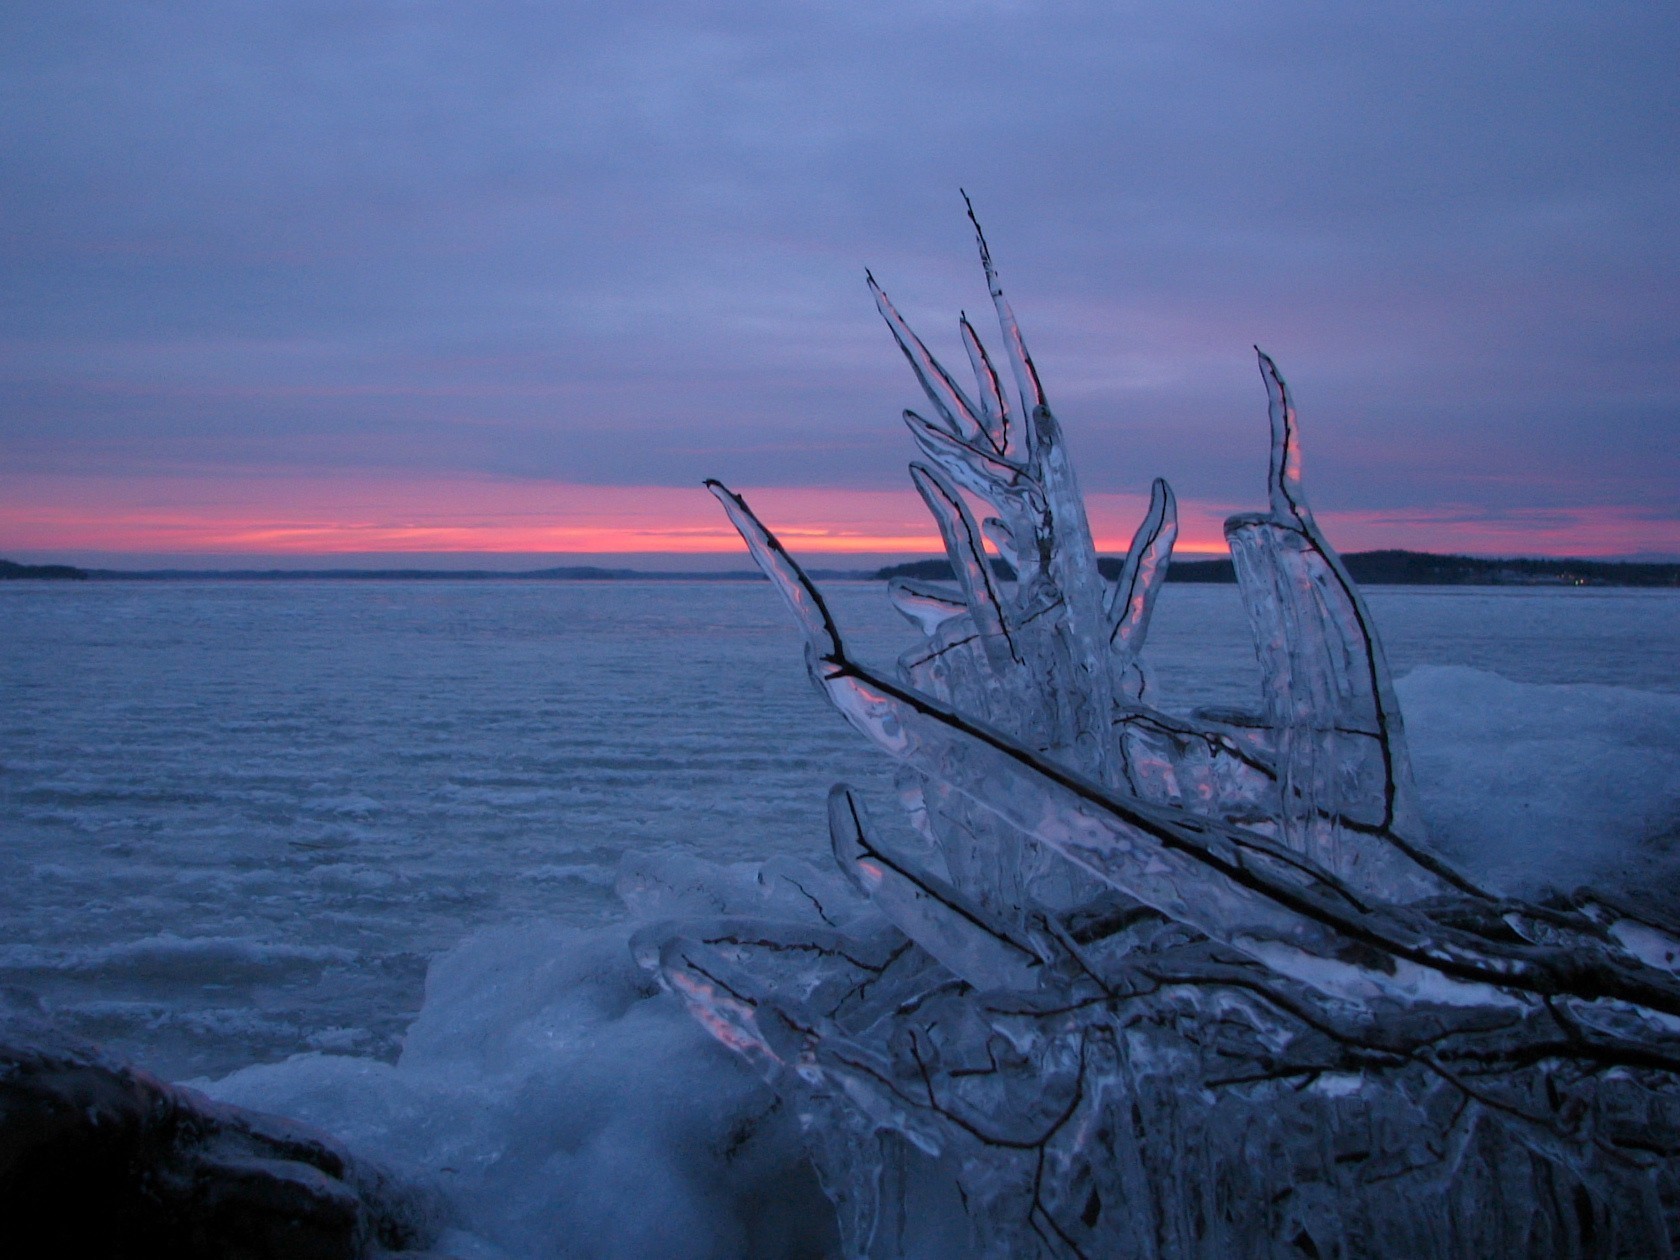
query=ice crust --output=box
[205,910,838,1260]
[1400,666,1680,897]
[647,217,1680,1256]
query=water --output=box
[2,580,1677,1078]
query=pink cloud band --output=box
[1,472,1670,561]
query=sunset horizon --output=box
[4,6,1679,1253]
[5,471,1676,571]
[5,7,1673,580]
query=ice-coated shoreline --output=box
[1400,664,1680,896]
[201,912,838,1259]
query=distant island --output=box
[0,561,827,582]
[3,550,1678,587]
[0,559,87,580]
[876,549,1680,588]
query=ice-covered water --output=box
[3,579,1679,1256]
[2,580,1675,1078]
[1,580,907,1077]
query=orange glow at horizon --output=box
[2,472,1671,561]
[0,473,1233,557]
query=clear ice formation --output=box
[637,207,1680,1257]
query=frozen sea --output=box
[4,578,1679,1256]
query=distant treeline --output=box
[0,559,87,580]
[6,551,1677,587]
[875,549,1680,588]
[98,566,777,582]
[0,562,772,582]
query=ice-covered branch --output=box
[650,214,1680,1257]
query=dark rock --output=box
[0,994,439,1258]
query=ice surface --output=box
[5,581,1677,1253]
[0,580,912,1078]
[4,585,1667,1058]
[203,912,838,1260]
[1399,665,1680,897]
[653,219,1680,1255]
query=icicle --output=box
[960,312,1011,456]
[888,577,967,635]
[828,786,1043,991]
[870,272,988,445]
[1107,477,1177,653]
[909,463,1017,668]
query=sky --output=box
[2,1,1676,568]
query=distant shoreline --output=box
[0,560,781,582]
[878,550,1680,588]
[4,550,1678,587]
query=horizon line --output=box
[9,545,1680,575]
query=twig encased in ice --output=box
[645,211,1680,1258]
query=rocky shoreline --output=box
[0,992,441,1259]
